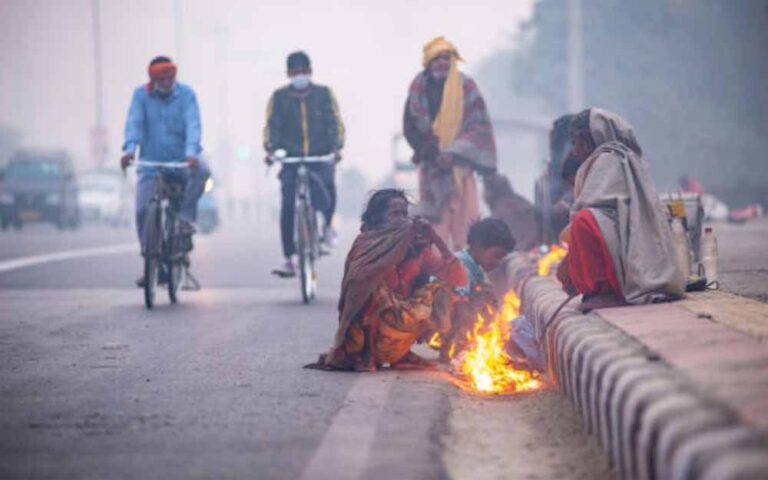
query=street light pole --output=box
[91,0,107,168]
[567,0,585,112]
[174,0,184,66]
[215,26,233,219]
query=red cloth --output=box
[383,245,467,297]
[148,62,177,79]
[567,209,622,298]
[145,62,178,92]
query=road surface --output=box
[0,221,616,479]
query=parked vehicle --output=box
[376,133,419,197]
[78,169,132,227]
[0,150,79,230]
[197,177,219,234]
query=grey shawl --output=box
[572,108,685,303]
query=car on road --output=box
[0,150,80,230]
[78,169,133,227]
[197,177,219,234]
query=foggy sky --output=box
[0,0,534,198]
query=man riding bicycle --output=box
[263,51,345,277]
[120,55,210,287]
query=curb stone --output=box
[510,262,768,480]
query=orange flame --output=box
[453,290,543,394]
[427,331,443,349]
[537,244,568,277]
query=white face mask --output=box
[290,74,311,90]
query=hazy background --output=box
[0,0,535,218]
[1,0,766,219]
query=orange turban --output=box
[148,61,177,80]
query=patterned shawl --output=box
[403,71,497,221]
[332,222,415,348]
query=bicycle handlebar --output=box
[271,153,336,164]
[133,160,190,169]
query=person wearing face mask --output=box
[263,51,345,277]
[121,55,210,288]
[403,36,498,251]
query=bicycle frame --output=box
[134,160,193,308]
[272,153,334,303]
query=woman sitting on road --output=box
[316,189,467,372]
[557,108,685,311]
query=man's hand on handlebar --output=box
[120,152,135,171]
[186,156,200,170]
[264,154,275,167]
[334,150,343,163]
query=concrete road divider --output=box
[505,257,768,480]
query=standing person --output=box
[557,108,685,310]
[263,51,345,277]
[403,36,497,250]
[120,55,210,287]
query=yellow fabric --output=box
[422,36,463,67]
[432,56,464,151]
[423,37,466,194]
[434,56,464,194]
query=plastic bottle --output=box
[670,218,691,279]
[699,227,719,288]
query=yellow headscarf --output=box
[423,36,465,191]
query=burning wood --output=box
[450,290,543,395]
[436,246,569,395]
[537,244,568,276]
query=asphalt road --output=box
[709,217,768,302]
[1,218,672,480]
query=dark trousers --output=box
[279,163,336,258]
[135,160,211,248]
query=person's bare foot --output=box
[392,351,438,370]
[353,356,377,372]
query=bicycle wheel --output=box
[143,201,162,309]
[167,259,182,303]
[296,203,316,304]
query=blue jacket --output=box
[122,82,202,172]
[455,249,487,297]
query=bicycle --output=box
[270,150,335,304]
[133,160,198,309]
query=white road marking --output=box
[0,243,137,273]
[298,374,396,480]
